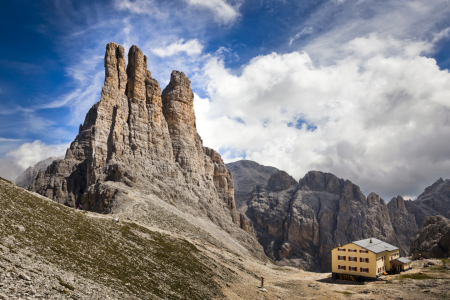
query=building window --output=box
[382,256,384,261]
[349,256,357,262]
[360,249,368,253]
[360,267,369,273]
[360,257,369,263]
[338,248,346,252]
[338,265,346,270]
[348,249,357,253]
[349,266,357,272]
[338,255,346,261]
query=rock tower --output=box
[30,42,260,256]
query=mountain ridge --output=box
[227,160,450,271]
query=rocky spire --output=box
[126,45,147,101]
[162,71,206,180]
[104,42,127,93]
[30,43,259,253]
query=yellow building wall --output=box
[384,250,400,271]
[376,252,385,275]
[331,243,378,278]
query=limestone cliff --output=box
[226,160,279,211]
[387,196,419,256]
[245,170,398,272]
[410,215,450,259]
[30,42,262,259]
[405,178,450,228]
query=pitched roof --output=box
[395,257,411,264]
[352,238,398,254]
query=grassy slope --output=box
[0,177,226,299]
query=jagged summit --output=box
[30,42,263,259]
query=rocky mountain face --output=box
[228,161,450,272]
[226,160,279,211]
[30,42,263,260]
[405,178,450,228]
[15,157,58,189]
[387,195,419,256]
[410,215,450,259]
[246,170,399,272]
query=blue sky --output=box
[1,0,450,200]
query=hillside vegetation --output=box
[0,177,226,299]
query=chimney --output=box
[338,243,341,247]
[370,238,373,243]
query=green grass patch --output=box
[399,273,437,280]
[335,291,353,296]
[0,178,228,299]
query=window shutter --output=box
[367,268,369,273]
[344,256,346,261]
[360,257,362,262]
[344,266,346,270]
[367,258,369,263]
[360,267,362,272]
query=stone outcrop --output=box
[15,157,58,189]
[267,171,297,192]
[387,195,419,256]
[228,161,449,271]
[245,170,398,272]
[226,160,279,210]
[405,178,450,228]
[410,215,450,259]
[30,42,263,260]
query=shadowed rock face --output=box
[387,196,419,256]
[267,171,298,192]
[30,42,263,260]
[404,178,450,228]
[226,160,279,211]
[229,162,443,272]
[410,215,450,259]
[246,170,398,272]
[15,157,59,189]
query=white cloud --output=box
[114,0,164,17]
[289,26,314,46]
[0,140,68,182]
[295,0,450,65]
[0,138,21,142]
[184,0,241,24]
[0,157,24,182]
[151,39,204,57]
[196,34,450,200]
[432,27,450,43]
[6,140,68,170]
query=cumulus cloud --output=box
[196,34,450,200]
[184,0,241,24]
[0,140,68,182]
[0,157,24,182]
[151,39,204,57]
[6,140,68,170]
